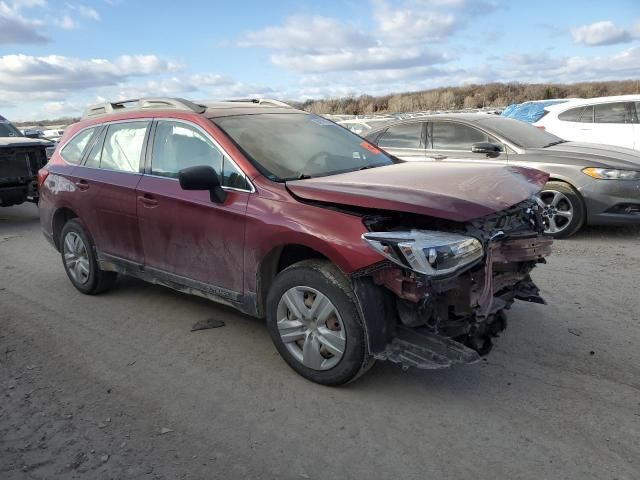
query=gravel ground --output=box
[1,203,639,480]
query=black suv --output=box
[0,115,53,207]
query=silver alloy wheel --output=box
[63,231,91,285]
[276,286,346,371]
[538,189,574,234]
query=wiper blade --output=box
[544,140,567,148]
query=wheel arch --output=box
[51,207,79,251]
[256,244,331,318]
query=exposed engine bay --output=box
[354,197,552,369]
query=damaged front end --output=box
[353,197,552,370]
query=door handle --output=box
[74,180,89,191]
[137,194,159,207]
[430,155,447,160]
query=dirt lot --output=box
[1,203,639,480]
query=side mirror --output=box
[178,165,227,204]
[471,142,502,157]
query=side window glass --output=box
[151,121,223,178]
[579,105,594,123]
[633,102,640,123]
[60,127,97,164]
[432,122,489,150]
[84,127,106,168]
[378,123,423,149]
[222,157,250,190]
[594,102,632,124]
[100,122,148,173]
[558,107,584,122]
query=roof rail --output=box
[82,97,207,119]
[225,98,292,108]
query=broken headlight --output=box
[362,230,484,278]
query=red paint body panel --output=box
[242,178,381,293]
[71,166,145,263]
[287,162,549,222]
[136,175,249,292]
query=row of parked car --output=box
[1,95,638,385]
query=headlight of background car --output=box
[582,167,640,180]
[362,230,484,278]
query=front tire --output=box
[266,260,374,385]
[60,219,117,295]
[538,181,585,239]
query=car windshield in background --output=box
[476,117,564,149]
[0,121,23,137]
[212,113,394,181]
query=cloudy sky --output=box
[0,0,639,121]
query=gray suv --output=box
[365,114,640,238]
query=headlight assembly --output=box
[362,230,484,278]
[582,167,640,180]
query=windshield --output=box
[0,121,23,137]
[476,116,564,149]
[212,113,395,181]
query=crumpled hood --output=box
[528,142,640,169]
[286,162,549,222]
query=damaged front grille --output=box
[358,197,552,366]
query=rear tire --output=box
[539,181,585,239]
[60,219,117,295]
[266,259,374,386]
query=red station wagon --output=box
[39,98,552,385]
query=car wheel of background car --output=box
[60,219,117,294]
[266,259,374,385]
[538,181,585,239]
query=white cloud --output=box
[239,16,372,51]
[55,14,76,29]
[0,1,48,44]
[272,46,448,73]
[571,20,635,46]
[76,4,99,20]
[0,54,178,92]
[373,0,457,44]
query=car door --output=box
[590,102,636,149]
[375,121,426,161]
[136,119,251,297]
[71,120,148,264]
[428,121,508,164]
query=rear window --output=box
[60,127,98,164]
[558,107,584,122]
[501,100,569,123]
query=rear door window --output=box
[99,122,149,173]
[558,107,584,122]
[594,102,633,124]
[60,127,98,164]
[431,122,493,150]
[378,122,424,149]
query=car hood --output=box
[286,162,549,222]
[0,136,53,148]
[527,142,640,169]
